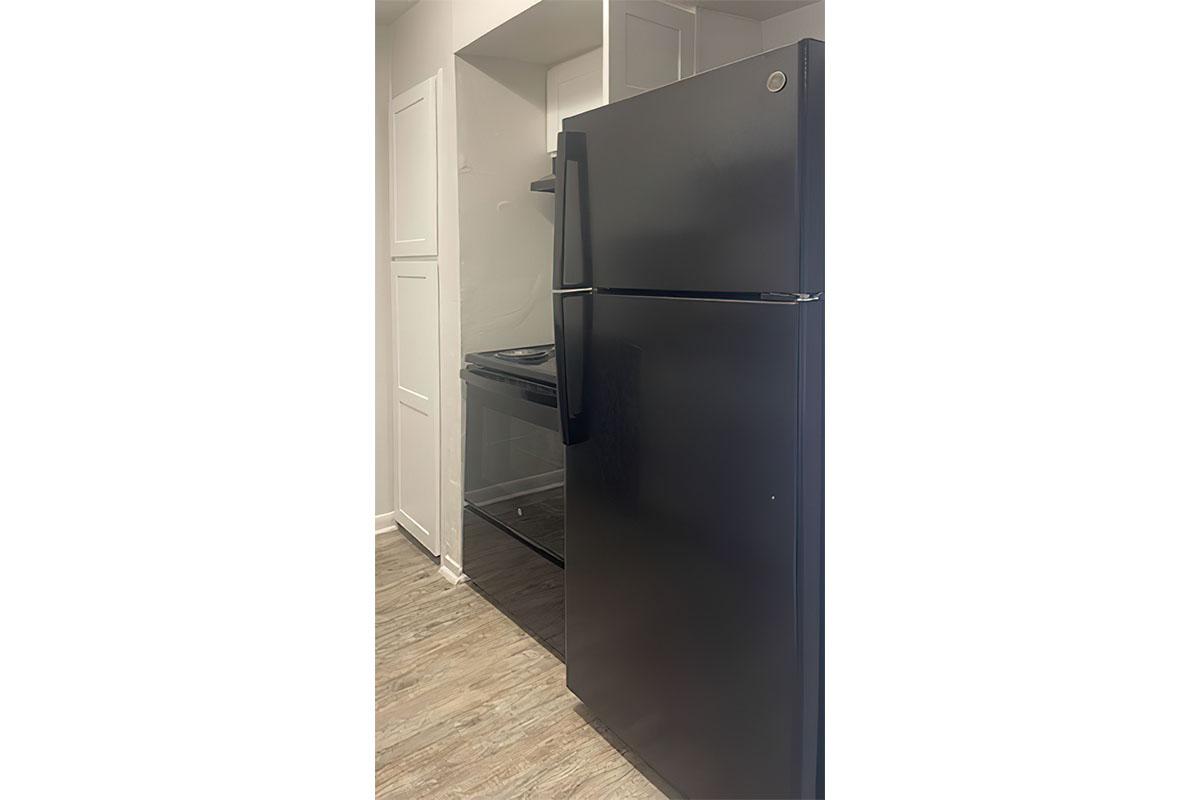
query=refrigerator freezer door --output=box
[563,292,822,799]
[561,40,823,296]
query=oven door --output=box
[461,365,566,657]
[461,367,564,564]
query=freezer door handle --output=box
[553,131,591,291]
[553,290,590,445]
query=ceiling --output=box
[376,0,417,25]
[457,0,603,66]
[378,0,819,30]
[687,0,818,21]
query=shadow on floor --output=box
[463,580,566,664]
[573,702,685,799]
[387,524,439,565]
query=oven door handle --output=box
[461,367,557,409]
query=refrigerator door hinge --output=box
[760,292,822,302]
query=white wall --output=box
[388,0,466,571]
[456,56,555,355]
[761,0,824,51]
[696,7,763,73]
[696,1,825,74]
[376,25,394,517]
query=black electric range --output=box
[464,344,558,387]
[460,344,565,659]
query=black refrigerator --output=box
[552,40,824,800]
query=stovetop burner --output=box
[495,345,555,363]
[464,344,558,388]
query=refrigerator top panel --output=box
[556,39,823,296]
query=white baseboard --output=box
[438,555,465,585]
[375,511,397,535]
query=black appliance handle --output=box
[552,131,566,288]
[461,367,558,410]
[553,291,590,446]
[552,130,590,291]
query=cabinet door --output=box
[392,259,440,555]
[389,75,438,257]
[607,0,696,103]
[546,47,603,154]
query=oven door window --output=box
[463,372,564,563]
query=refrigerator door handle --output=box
[553,130,591,291]
[760,291,823,302]
[552,290,591,446]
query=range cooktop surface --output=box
[464,344,557,387]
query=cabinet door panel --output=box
[389,75,438,257]
[391,259,440,554]
[607,0,696,103]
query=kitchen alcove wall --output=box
[455,55,556,356]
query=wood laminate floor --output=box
[376,529,673,799]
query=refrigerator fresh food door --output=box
[560,292,823,799]
[555,40,823,296]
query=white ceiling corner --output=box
[376,0,418,25]
[688,1,818,22]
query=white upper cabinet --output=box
[607,0,696,103]
[389,75,438,258]
[546,47,603,153]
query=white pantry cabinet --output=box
[391,259,441,555]
[389,75,438,258]
[389,71,442,556]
